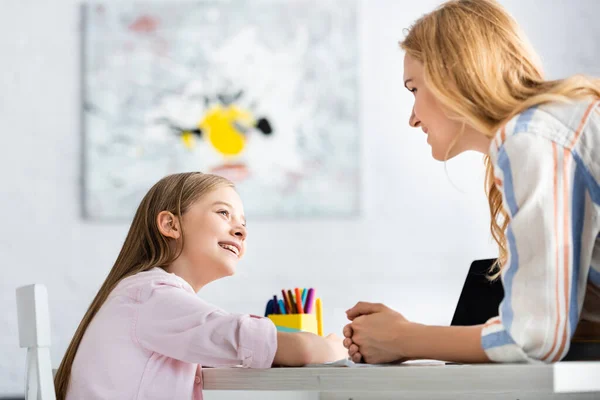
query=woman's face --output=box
[403,54,490,160]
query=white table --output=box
[203,361,600,400]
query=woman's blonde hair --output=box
[54,172,233,399]
[400,0,600,278]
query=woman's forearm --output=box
[403,323,490,363]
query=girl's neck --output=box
[165,261,204,292]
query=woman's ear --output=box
[157,211,181,239]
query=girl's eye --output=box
[218,210,229,217]
[409,88,417,94]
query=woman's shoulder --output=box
[494,98,600,150]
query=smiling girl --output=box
[54,172,346,399]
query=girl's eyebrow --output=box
[404,78,413,89]
[212,201,232,208]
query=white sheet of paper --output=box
[304,358,446,368]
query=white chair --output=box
[16,284,56,400]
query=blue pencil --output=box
[264,299,274,317]
[278,299,287,314]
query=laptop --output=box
[450,258,600,360]
[450,258,504,326]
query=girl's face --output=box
[162,186,247,291]
[403,54,491,160]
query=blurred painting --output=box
[82,0,359,219]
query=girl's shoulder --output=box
[109,267,196,303]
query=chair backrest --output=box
[16,284,57,400]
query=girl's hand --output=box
[324,333,350,362]
[343,302,412,364]
[274,331,347,366]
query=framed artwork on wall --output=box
[82,0,360,220]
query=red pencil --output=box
[287,289,297,313]
[281,289,291,314]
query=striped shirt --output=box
[481,98,600,363]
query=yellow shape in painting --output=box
[181,131,195,149]
[199,104,255,156]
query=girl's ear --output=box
[157,211,181,239]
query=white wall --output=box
[1,0,599,397]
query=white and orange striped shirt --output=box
[482,98,600,363]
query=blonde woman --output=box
[343,0,600,364]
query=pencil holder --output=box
[267,313,319,335]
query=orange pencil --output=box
[294,288,304,313]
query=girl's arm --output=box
[273,332,346,366]
[136,286,346,368]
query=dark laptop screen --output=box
[451,258,505,326]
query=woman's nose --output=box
[409,108,421,128]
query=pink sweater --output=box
[67,268,277,399]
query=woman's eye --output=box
[218,210,229,217]
[409,88,417,94]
